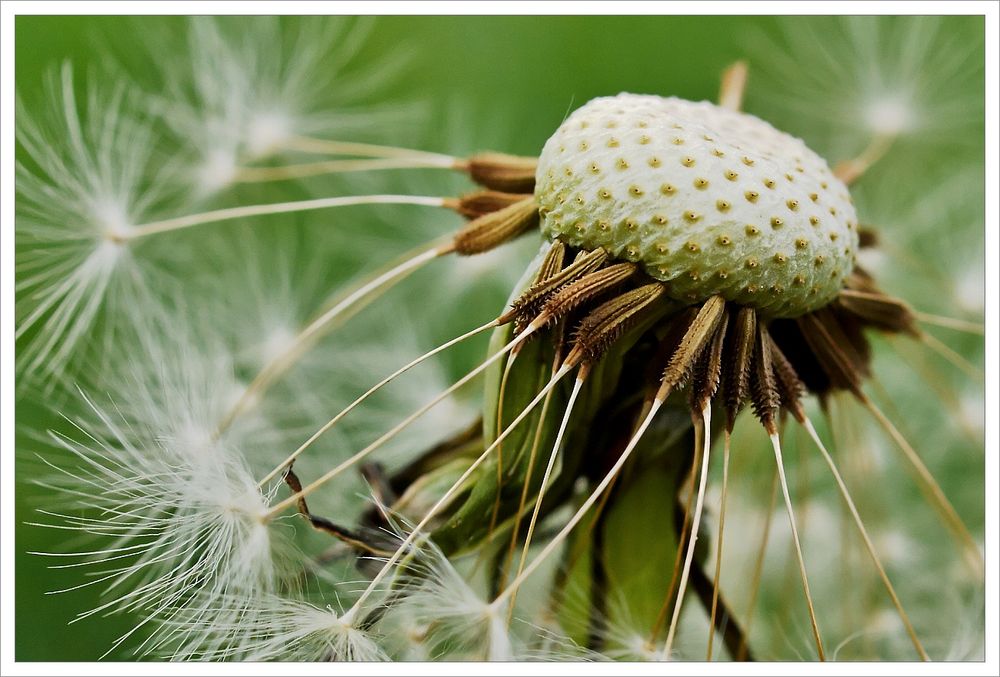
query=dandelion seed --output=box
[143,16,421,195]
[36,400,284,652]
[29,320,298,654]
[17,90,511,393]
[389,542,514,660]
[164,592,389,661]
[750,16,984,159]
[15,66,176,386]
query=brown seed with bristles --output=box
[536,262,638,327]
[451,198,539,255]
[566,283,667,365]
[453,189,536,220]
[508,241,568,333]
[857,227,879,248]
[658,295,727,400]
[466,152,539,193]
[502,247,608,324]
[796,309,866,397]
[750,323,781,433]
[836,289,920,337]
[536,241,568,284]
[722,305,756,429]
[690,308,729,412]
[768,331,806,420]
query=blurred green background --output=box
[15,15,984,661]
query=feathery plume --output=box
[29,318,297,655]
[15,65,179,387]
[144,16,419,194]
[384,540,514,661]
[749,16,983,158]
[161,591,389,661]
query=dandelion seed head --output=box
[536,93,858,316]
[15,15,985,662]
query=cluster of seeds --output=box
[535,94,859,317]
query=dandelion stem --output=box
[498,354,560,596]
[256,317,500,488]
[492,397,664,611]
[833,134,895,185]
[918,331,984,380]
[776,425,812,633]
[736,469,778,661]
[218,242,448,435]
[235,157,457,183]
[281,134,460,167]
[885,336,982,446]
[706,427,732,661]
[663,404,713,659]
[800,417,928,660]
[719,60,749,111]
[913,311,985,336]
[127,195,449,240]
[506,366,589,620]
[341,363,575,625]
[266,324,539,518]
[770,431,825,661]
[861,396,984,577]
[648,418,700,646]
[480,348,521,565]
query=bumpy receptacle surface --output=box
[535,94,859,317]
